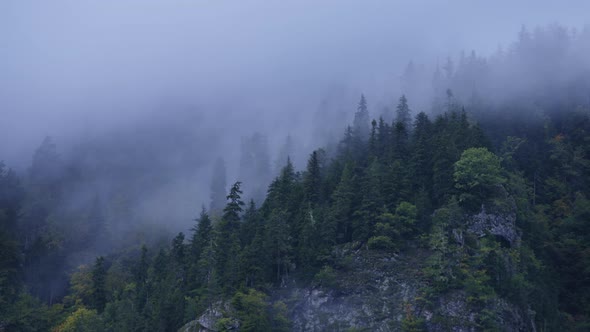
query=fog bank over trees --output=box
[1,1,589,243]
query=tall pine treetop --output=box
[354,94,370,140]
[396,95,412,130]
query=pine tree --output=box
[265,209,292,284]
[338,125,356,161]
[0,163,23,313]
[190,208,212,262]
[197,236,219,309]
[241,225,267,287]
[432,115,459,205]
[134,245,149,312]
[353,94,370,141]
[216,182,245,292]
[274,135,295,175]
[91,256,107,312]
[369,119,378,159]
[410,112,434,193]
[329,162,355,243]
[376,117,390,159]
[396,95,412,131]
[353,159,385,242]
[265,158,297,211]
[171,232,186,270]
[188,209,212,291]
[223,183,245,225]
[240,200,259,247]
[303,150,323,206]
[392,120,410,163]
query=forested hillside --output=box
[1,24,590,331]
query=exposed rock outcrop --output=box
[181,247,534,332]
[285,250,419,331]
[465,186,521,247]
[467,206,520,246]
[178,302,239,332]
[426,291,533,332]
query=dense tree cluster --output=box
[1,24,590,331]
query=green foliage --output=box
[313,265,338,289]
[393,202,418,238]
[53,307,103,332]
[269,301,291,332]
[367,236,395,250]
[0,213,21,312]
[1,293,62,331]
[401,303,426,332]
[63,265,93,308]
[90,257,107,312]
[4,85,590,331]
[329,162,355,243]
[231,289,290,332]
[303,150,324,205]
[215,317,238,332]
[264,209,292,283]
[217,182,245,292]
[354,94,370,141]
[454,147,505,208]
[232,289,270,331]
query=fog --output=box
[1,1,589,240]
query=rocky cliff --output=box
[180,203,536,332]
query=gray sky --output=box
[1,0,589,167]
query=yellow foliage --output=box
[52,307,102,332]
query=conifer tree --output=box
[91,256,107,312]
[353,94,370,141]
[410,112,434,193]
[353,159,385,242]
[191,208,211,255]
[265,209,292,284]
[134,245,149,312]
[303,150,322,206]
[396,95,412,131]
[338,126,355,161]
[274,135,295,175]
[376,117,390,159]
[329,162,355,243]
[216,182,245,291]
[369,119,378,158]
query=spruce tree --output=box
[396,95,412,131]
[303,150,322,206]
[353,94,370,141]
[216,182,245,292]
[410,112,434,193]
[91,256,107,312]
[329,162,355,243]
[190,208,212,263]
[265,209,292,284]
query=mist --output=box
[1,0,590,242]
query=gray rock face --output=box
[426,292,533,332]
[286,251,420,331]
[285,249,534,332]
[467,206,520,246]
[181,249,534,332]
[178,302,239,332]
[465,186,521,247]
[177,319,201,332]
